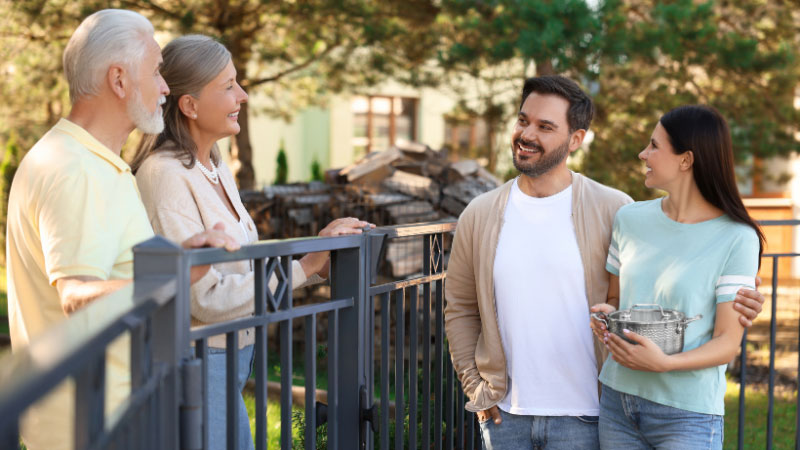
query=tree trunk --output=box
[231,94,255,189]
[229,53,256,189]
[536,58,555,76]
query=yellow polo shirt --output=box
[6,118,154,449]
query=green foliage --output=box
[275,142,288,185]
[310,158,323,182]
[433,0,800,198]
[0,136,22,266]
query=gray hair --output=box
[131,35,232,172]
[63,9,154,103]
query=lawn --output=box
[724,381,797,449]
[0,265,7,336]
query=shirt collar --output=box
[54,118,132,173]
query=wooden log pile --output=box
[240,142,501,277]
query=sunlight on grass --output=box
[724,380,796,449]
[243,391,304,448]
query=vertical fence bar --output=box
[226,332,240,450]
[422,281,432,450]
[74,352,106,449]
[456,386,464,449]
[380,293,390,450]
[1,419,18,450]
[738,330,747,450]
[465,411,475,450]
[444,355,454,450]
[408,285,418,450]
[195,339,209,450]
[434,277,444,450]
[331,245,365,450]
[395,289,405,450]
[280,318,293,449]
[328,309,339,450]
[305,314,318,449]
[797,310,800,450]
[767,256,778,450]
[253,258,268,450]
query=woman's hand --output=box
[733,277,764,327]
[606,329,672,373]
[318,217,375,237]
[299,217,377,279]
[589,303,616,341]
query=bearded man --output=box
[444,76,765,450]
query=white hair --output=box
[63,9,154,103]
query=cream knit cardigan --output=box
[136,151,316,349]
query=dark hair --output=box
[660,105,765,259]
[520,75,594,133]
[131,35,230,173]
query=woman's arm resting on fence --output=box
[605,302,744,372]
[298,217,375,278]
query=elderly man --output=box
[444,75,765,450]
[6,9,239,449]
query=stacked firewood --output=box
[240,142,501,277]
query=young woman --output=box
[590,105,763,449]
[132,35,372,450]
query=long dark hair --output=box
[130,35,229,173]
[660,105,765,260]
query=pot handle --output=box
[591,312,608,328]
[682,314,703,326]
[631,303,667,317]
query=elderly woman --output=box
[132,35,371,449]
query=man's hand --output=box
[733,276,764,328]
[476,405,502,425]
[181,222,241,283]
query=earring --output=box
[192,114,197,119]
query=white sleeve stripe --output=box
[716,275,756,287]
[607,255,620,270]
[716,284,755,296]
[608,245,619,259]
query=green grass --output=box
[724,381,796,449]
[243,393,304,448]
[0,265,7,336]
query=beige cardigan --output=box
[136,151,313,349]
[444,173,633,412]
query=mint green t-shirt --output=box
[598,198,759,415]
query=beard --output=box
[127,87,165,135]
[512,137,571,179]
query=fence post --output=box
[330,238,367,449]
[133,236,191,450]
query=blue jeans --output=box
[599,384,723,450]
[207,345,255,450]
[479,408,600,450]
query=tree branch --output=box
[244,41,340,87]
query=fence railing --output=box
[0,219,798,449]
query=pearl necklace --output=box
[196,159,219,184]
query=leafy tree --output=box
[2,0,441,188]
[310,158,323,182]
[431,0,800,199]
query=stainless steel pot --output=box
[591,304,702,355]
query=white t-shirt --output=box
[493,179,599,416]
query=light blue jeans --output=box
[478,408,600,450]
[599,384,723,450]
[207,345,255,450]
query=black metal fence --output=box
[0,221,477,449]
[0,220,798,449]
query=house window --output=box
[444,117,490,159]
[352,96,417,156]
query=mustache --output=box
[514,138,543,152]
